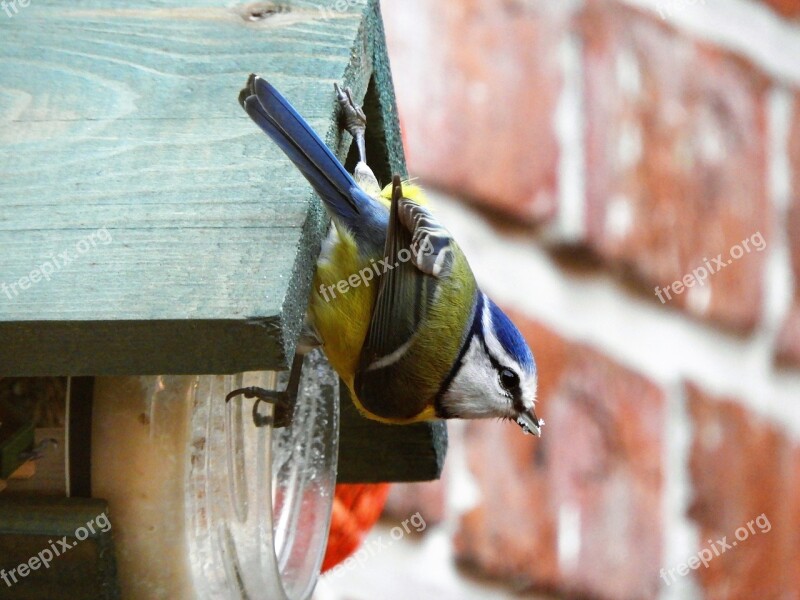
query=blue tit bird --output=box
[238,74,543,436]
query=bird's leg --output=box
[335,83,367,163]
[335,83,381,195]
[225,353,304,428]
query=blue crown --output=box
[488,299,536,374]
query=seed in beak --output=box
[516,410,544,437]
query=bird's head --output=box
[438,295,542,436]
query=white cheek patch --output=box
[441,337,513,419]
[519,372,539,409]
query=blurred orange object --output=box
[322,483,391,572]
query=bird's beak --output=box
[516,408,544,437]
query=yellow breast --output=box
[309,225,375,396]
[308,181,433,423]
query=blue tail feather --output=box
[241,75,375,227]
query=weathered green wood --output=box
[0,496,119,599]
[0,0,447,482]
[338,388,447,482]
[0,0,372,376]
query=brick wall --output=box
[371,1,800,599]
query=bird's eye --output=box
[499,368,520,391]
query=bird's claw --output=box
[226,386,294,428]
[335,83,367,163]
[225,354,304,428]
[335,83,367,132]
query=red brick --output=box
[760,0,800,17]
[382,0,563,223]
[455,314,666,599]
[777,98,800,367]
[687,384,800,599]
[789,447,800,593]
[581,2,771,331]
[789,101,800,282]
[777,305,800,367]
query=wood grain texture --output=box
[0,0,372,376]
[0,0,446,481]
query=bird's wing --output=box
[397,200,455,278]
[354,177,456,420]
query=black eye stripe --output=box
[478,328,503,372]
[477,329,525,411]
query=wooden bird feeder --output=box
[0,1,446,597]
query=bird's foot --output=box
[225,353,304,428]
[225,386,293,428]
[335,83,367,164]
